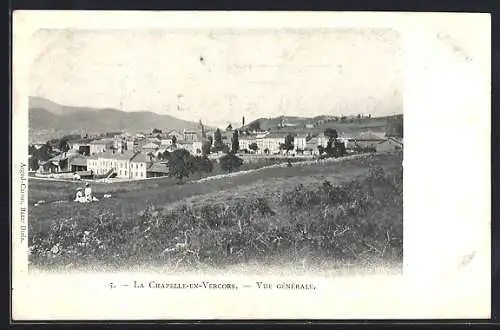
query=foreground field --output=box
[29,152,403,273]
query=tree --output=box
[33,143,52,161]
[249,142,258,152]
[231,130,239,153]
[29,157,39,171]
[335,140,346,157]
[213,128,224,152]
[152,128,162,134]
[59,139,70,153]
[248,120,261,132]
[193,156,214,176]
[325,140,346,158]
[221,144,230,154]
[323,128,340,157]
[202,140,212,156]
[168,149,195,183]
[59,158,68,171]
[171,135,177,145]
[325,139,334,155]
[158,150,170,161]
[78,146,90,156]
[317,145,325,155]
[386,119,403,138]
[283,134,295,153]
[219,153,243,173]
[324,128,338,140]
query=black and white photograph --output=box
[12,11,490,320]
[26,26,404,274]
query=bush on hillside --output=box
[29,163,403,271]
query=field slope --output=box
[29,152,403,274]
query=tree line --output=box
[165,127,244,183]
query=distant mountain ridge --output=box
[29,97,205,135]
[29,97,403,139]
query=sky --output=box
[29,28,403,128]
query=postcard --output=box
[11,11,490,320]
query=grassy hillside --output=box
[244,114,402,134]
[28,152,403,273]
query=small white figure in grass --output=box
[84,182,92,202]
[74,188,86,203]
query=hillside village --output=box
[28,114,403,182]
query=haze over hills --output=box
[29,97,206,137]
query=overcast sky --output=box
[29,28,403,128]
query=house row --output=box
[36,149,169,179]
[237,131,402,155]
[64,128,401,164]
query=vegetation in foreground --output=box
[29,154,403,273]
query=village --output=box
[28,115,403,184]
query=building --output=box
[126,140,135,152]
[37,161,59,174]
[146,162,169,178]
[305,137,321,155]
[166,130,184,141]
[141,142,160,154]
[89,138,114,155]
[316,133,329,148]
[176,142,194,154]
[376,138,403,152]
[160,138,173,147]
[69,140,91,154]
[293,134,308,152]
[350,132,386,150]
[256,132,286,155]
[69,155,88,172]
[239,136,257,152]
[146,137,161,145]
[183,129,198,142]
[112,136,128,153]
[36,151,76,173]
[87,150,149,180]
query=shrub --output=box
[219,153,244,173]
[29,157,403,271]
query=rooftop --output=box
[130,152,150,163]
[142,142,160,149]
[70,156,88,167]
[147,162,169,174]
[239,136,257,141]
[259,132,289,139]
[90,138,115,145]
[352,131,386,140]
[89,150,137,161]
